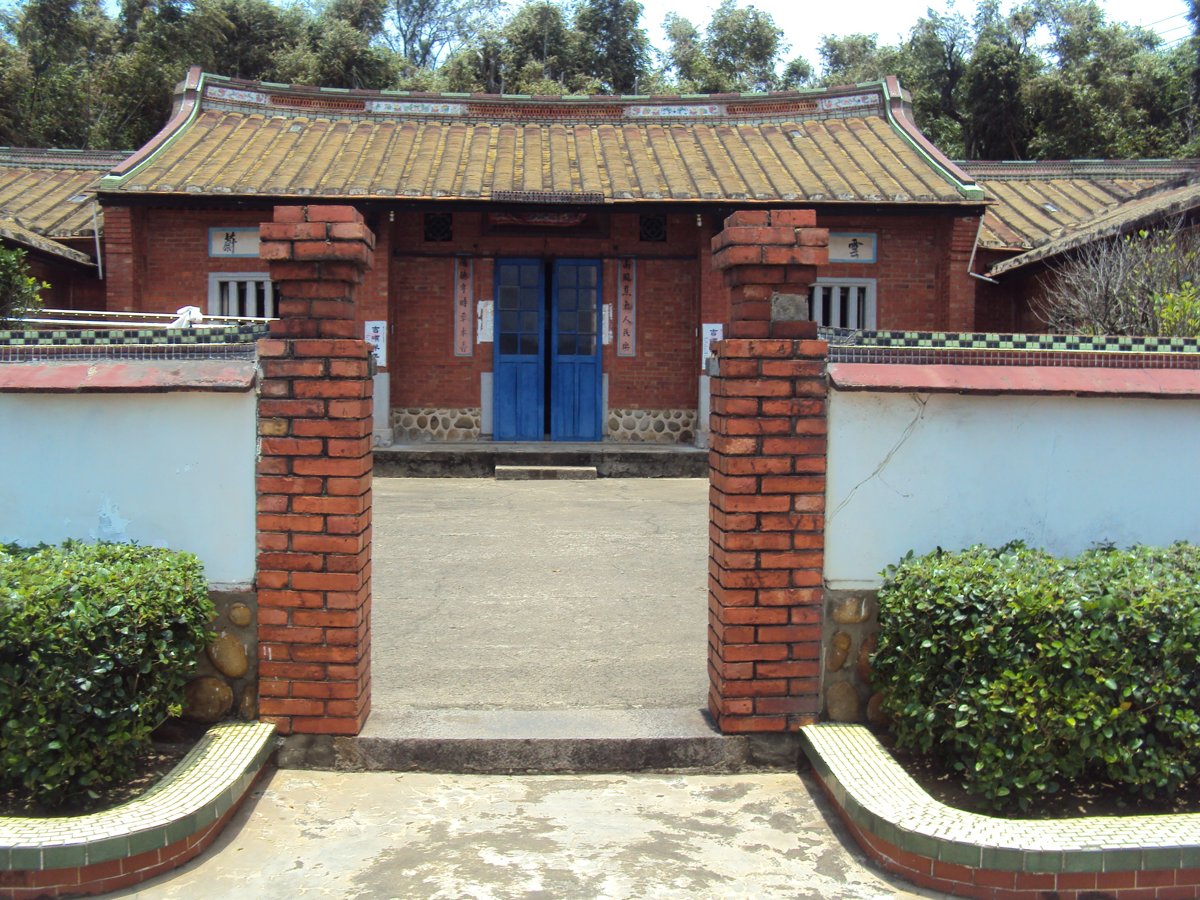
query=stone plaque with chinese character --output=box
[454,258,473,356]
[828,233,877,263]
[616,258,637,357]
[208,227,260,258]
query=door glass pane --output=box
[579,288,596,307]
[579,267,597,287]
[520,311,539,332]
[559,311,577,332]
[499,286,519,309]
[557,289,577,310]
[577,334,595,355]
[560,267,578,287]
[500,311,518,332]
[577,309,595,332]
[519,334,539,354]
[500,266,519,285]
[520,289,540,310]
[557,333,576,355]
[856,287,866,327]
[520,265,540,287]
[499,333,518,354]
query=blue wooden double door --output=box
[493,258,603,442]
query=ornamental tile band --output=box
[367,100,466,116]
[624,104,723,118]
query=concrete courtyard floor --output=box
[112,768,941,899]
[369,477,711,712]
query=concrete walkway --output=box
[111,768,944,899]
[370,477,710,711]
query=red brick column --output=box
[254,206,374,736]
[946,214,981,331]
[707,209,830,733]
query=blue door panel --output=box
[551,260,602,442]
[493,259,544,441]
[494,258,602,442]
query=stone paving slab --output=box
[107,769,947,899]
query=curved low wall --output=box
[801,723,1200,899]
[0,722,275,898]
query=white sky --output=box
[635,0,1193,73]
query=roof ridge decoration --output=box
[961,159,1200,180]
[0,147,131,170]
[199,73,891,124]
[99,67,986,205]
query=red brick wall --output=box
[816,211,980,331]
[25,256,105,311]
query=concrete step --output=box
[276,707,802,774]
[374,443,708,478]
[495,464,597,480]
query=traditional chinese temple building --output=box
[81,67,1001,443]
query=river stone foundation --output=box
[822,589,882,725]
[182,589,258,723]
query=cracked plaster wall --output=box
[824,389,1200,590]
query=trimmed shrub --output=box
[873,542,1200,812]
[0,542,214,808]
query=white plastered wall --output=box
[825,389,1200,589]
[0,391,256,586]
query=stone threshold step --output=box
[277,707,801,775]
[495,465,598,480]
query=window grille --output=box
[424,213,453,242]
[808,279,876,330]
[638,214,667,242]
[208,273,276,319]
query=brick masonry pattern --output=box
[256,205,375,737]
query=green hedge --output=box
[0,542,214,807]
[873,542,1200,812]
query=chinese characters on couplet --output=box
[617,258,636,357]
[454,258,473,356]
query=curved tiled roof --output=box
[988,179,1200,276]
[0,147,130,237]
[962,159,1200,251]
[0,217,94,266]
[99,69,984,205]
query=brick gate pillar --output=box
[254,206,374,736]
[707,210,831,733]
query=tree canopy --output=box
[0,0,1194,158]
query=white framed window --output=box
[208,272,276,319]
[809,278,876,330]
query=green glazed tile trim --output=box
[0,721,275,872]
[0,324,270,348]
[820,327,1200,355]
[799,723,1200,876]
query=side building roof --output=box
[97,68,985,206]
[0,147,130,239]
[961,159,1200,252]
[988,179,1200,277]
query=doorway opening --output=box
[493,258,602,441]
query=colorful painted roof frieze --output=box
[97,69,984,205]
